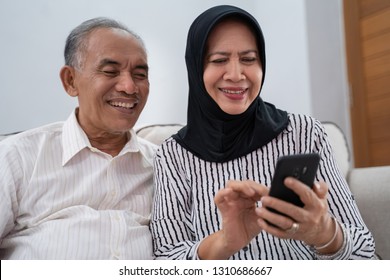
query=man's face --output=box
[71,28,149,137]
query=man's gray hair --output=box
[64,17,145,69]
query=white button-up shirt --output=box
[0,110,156,259]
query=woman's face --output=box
[203,19,263,115]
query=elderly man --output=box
[0,17,156,259]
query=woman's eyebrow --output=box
[239,50,258,55]
[207,51,230,56]
[207,50,258,57]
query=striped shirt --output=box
[0,110,156,259]
[151,113,375,259]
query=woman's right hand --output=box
[198,180,268,259]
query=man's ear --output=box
[60,66,78,97]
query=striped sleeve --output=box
[151,139,200,259]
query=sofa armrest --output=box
[348,165,390,259]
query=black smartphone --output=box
[268,153,320,214]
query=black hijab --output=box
[173,5,288,163]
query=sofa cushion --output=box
[136,124,183,145]
[0,132,21,142]
[322,122,350,178]
[349,165,390,260]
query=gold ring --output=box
[285,222,299,234]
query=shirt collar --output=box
[62,109,141,166]
[118,129,140,156]
[62,109,92,166]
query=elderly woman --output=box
[150,5,375,260]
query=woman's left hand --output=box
[256,178,338,248]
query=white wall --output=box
[0,0,350,146]
[305,0,352,147]
[254,0,312,115]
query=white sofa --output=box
[136,122,390,259]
